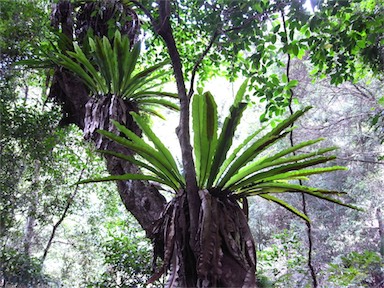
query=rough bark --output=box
[50,1,257,287]
[49,0,166,235]
[150,190,256,287]
[155,0,200,245]
[49,68,167,235]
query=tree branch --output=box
[42,168,85,263]
[282,9,318,288]
[155,0,199,247]
[188,30,219,99]
[338,157,384,165]
[130,0,155,23]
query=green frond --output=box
[229,160,344,191]
[236,182,346,196]
[206,80,249,188]
[259,194,310,222]
[76,173,172,187]
[192,92,218,187]
[224,146,338,189]
[38,29,175,115]
[138,107,166,120]
[132,91,178,99]
[96,150,174,185]
[56,53,99,94]
[137,98,179,111]
[216,107,311,188]
[97,128,183,191]
[128,115,183,182]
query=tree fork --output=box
[155,0,200,246]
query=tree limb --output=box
[130,0,155,23]
[282,9,318,288]
[188,30,219,99]
[41,168,85,263]
[154,0,199,243]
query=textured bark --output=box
[144,1,257,286]
[155,0,201,258]
[150,190,256,287]
[49,1,167,236]
[49,69,167,234]
[50,2,257,286]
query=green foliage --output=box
[0,0,49,66]
[83,114,185,191]
[257,229,308,287]
[81,82,355,222]
[20,29,178,117]
[60,30,173,99]
[137,0,384,119]
[0,247,49,286]
[306,1,384,82]
[326,251,383,287]
[87,220,155,288]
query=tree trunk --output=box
[49,0,167,236]
[49,70,167,236]
[23,160,40,256]
[49,1,257,286]
[377,208,384,258]
[151,1,257,286]
[150,190,256,287]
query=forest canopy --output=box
[1,0,384,287]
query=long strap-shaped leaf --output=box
[259,194,310,222]
[138,107,167,120]
[240,182,361,211]
[121,60,169,98]
[236,182,345,195]
[67,43,106,94]
[137,98,179,111]
[96,150,178,191]
[229,157,343,190]
[97,129,183,190]
[93,36,112,92]
[56,53,99,94]
[102,35,116,93]
[120,42,140,94]
[232,166,346,192]
[217,107,311,188]
[193,92,218,187]
[127,114,184,185]
[224,146,338,189]
[76,173,171,187]
[206,79,249,188]
[113,30,123,93]
[133,91,178,99]
[214,125,267,187]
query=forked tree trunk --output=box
[50,1,257,286]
